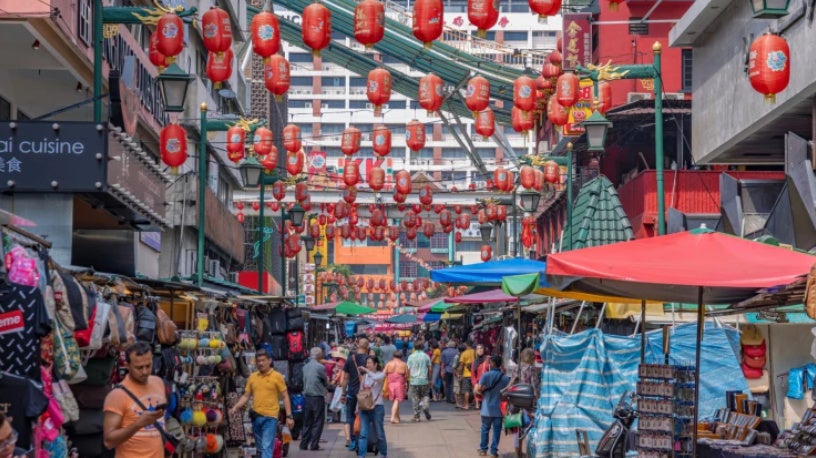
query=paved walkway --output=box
[288,400,519,458]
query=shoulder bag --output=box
[116,384,179,457]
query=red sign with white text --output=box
[0,310,24,336]
[562,14,592,71]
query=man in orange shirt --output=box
[103,342,167,458]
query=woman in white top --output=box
[356,355,388,458]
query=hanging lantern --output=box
[387,226,400,241]
[541,62,561,80]
[418,73,444,115]
[433,204,445,214]
[439,209,452,227]
[264,55,291,100]
[252,201,261,211]
[318,214,328,225]
[372,124,392,157]
[283,124,302,153]
[465,75,491,115]
[453,204,462,214]
[468,0,499,37]
[520,165,536,190]
[206,49,233,89]
[474,108,495,140]
[406,119,426,152]
[236,202,245,210]
[549,48,563,66]
[340,224,352,240]
[403,210,417,228]
[260,145,278,170]
[334,201,348,218]
[368,166,385,191]
[423,222,435,238]
[159,123,188,173]
[341,126,362,156]
[419,184,433,206]
[493,166,511,192]
[237,212,245,224]
[286,151,304,176]
[547,95,569,126]
[295,182,309,202]
[412,0,444,47]
[343,186,358,204]
[556,72,580,107]
[325,225,336,240]
[157,12,184,58]
[412,203,423,214]
[343,160,360,186]
[251,11,281,62]
[354,0,385,48]
[748,33,790,103]
[480,244,492,261]
[367,68,392,116]
[253,127,274,157]
[356,226,367,241]
[406,226,417,240]
[310,222,321,239]
[226,125,246,163]
[528,0,561,21]
[149,31,168,71]
[302,2,332,56]
[511,107,534,137]
[513,76,537,112]
[497,205,507,222]
[544,160,560,184]
[598,80,613,114]
[456,213,470,229]
[201,7,232,56]
[471,204,480,215]
[273,181,286,201]
[395,170,411,194]
[454,231,462,243]
[534,168,545,191]
[393,191,407,204]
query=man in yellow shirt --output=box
[457,341,476,410]
[230,349,295,458]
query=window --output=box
[681,49,693,92]
[472,30,496,40]
[350,265,389,275]
[78,0,92,45]
[289,52,313,63]
[503,31,528,42]
[414,148,434,160]
[430,233,448,251]
[441,149,468,160]
[533,31,557,38]
[350,77,367,88]
[322,123,345,134]
[321,76,344,87]
[441,171,468,182]
[291,76,313,87]
[629,18,649,36]
[476,148,496,160]
[388,124,406,135]
[298,124,314,138]
[399,259,418,278]
[325,147,344,158]
[322,100,346,109]
[350,100,369,109]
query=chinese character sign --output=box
[562,13,592,71]
[562,79,594,136]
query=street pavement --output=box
[287,400,519,458]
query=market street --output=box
[282,401,517,458]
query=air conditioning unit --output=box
[207,259,220,276]
[627,92,652,103]
[663,93,686,100]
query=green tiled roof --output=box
[566,176,635,250]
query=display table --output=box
[697,439,796,458]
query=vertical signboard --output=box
[562,13,592,71]
[562,80,594,136]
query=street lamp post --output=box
[239,157,266,293]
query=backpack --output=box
[289,361,305,393]
[268,308,288,334]
[135,303,157,344]
[52,271,90,331]
[268,334,288,361]
[287,330,306,361]
[156,307,178,345]
[286,309,305,331]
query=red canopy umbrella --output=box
[546,226,815,452]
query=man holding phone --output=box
[103,342,167,458]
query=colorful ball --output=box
[214,434,224,452]
[205,434,219,453]
[180,408,194,425]
[206,409,218,423]
[191,410,207,427]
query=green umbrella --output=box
[335,301,376,315]
[430,302,455,313]
[386,314,418,324]
[502,272,540,297]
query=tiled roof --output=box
[566,176,635,250]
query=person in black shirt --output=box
[341,338,370,452]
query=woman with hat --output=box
[383,351,409,423]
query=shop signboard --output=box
[562,13,592,71]
[562,80,595,137]
[0,121,107,192]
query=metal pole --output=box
[448,231,454,264]
[566,143,574,250]
[512,189,518,257]
[692,286,704,458]
[281,206,286,295]
[93,0,103,123]
[394,221,401,308]
[640,299,646,364]
[257,179,266,293]
[653,42,665,235]
[196,103,207,286]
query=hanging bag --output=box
[53,318,81,381]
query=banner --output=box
[562,13,592,71]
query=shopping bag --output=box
[330,388,344,413]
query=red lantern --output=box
[318,214,327,225]
[456,213,470,229]
[541,62,561,80]
[388,226,400,241]
[453,204,462,214]
[440,209,452,227]
[544,160,560,184]
[393,191,407,204]
[433,204,445,214]
[206,49,233,89]
[395,170,411,194]
[159,124,188,173]
[341,127,362,156]
[251,11,281,62]
[520,165,536,190]
[412,0,443,47]
[156,13,184,58]
[547,95,569,126]
[497,205,507,222]
[598,80,613,114]
[512,107,534,136]
[253,127,274,156]
[534,168,545,191]
[556,72,579,107]
[302,2,332,56]
[237,212,245,224]
[465,75,491,114]
[286,151,304,176]
[201,7,232,56]
[493,166,511,192]
[368,166,385,191]
[236,202,245,210]
[480,244,492,261]
[343,186,358,204]
[528,0,561,20]
[513,76,537,112]
[325,225,336,240]
[406,227,417,240]
[372,124,392,157]
[260,145,278,170]
[366,277,375,291]
[454,231,463,243]
[471,204,480,215]
[356,226,367,241]
[340,225,352,240]
[406,119,426,152]
[252,201,261,211]
[149,31,167,71]
[226,126,246,163]
[264,55,291,100]
[295,182,309,202]
[423,222,435,238]
[310,222,321,239]
[367,68,392,116]
[474,108,495,140]
[283,124,302,153]
[419,73,444,115]
[354,0,385,48]
[273,182,286,201]
[468,0,499,37]
[419,184,433,206]
[404,211,417,228]
[748,34,790,103]
[344,160,360,186]
[412,203,423,214]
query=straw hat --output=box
[331,347,349,360]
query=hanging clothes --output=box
[0,282,51,381]
[0,372,49,449]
